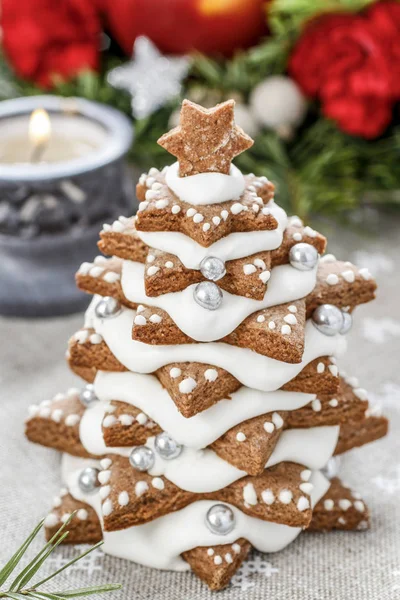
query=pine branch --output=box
[0,517,121,600]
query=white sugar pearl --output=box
[278,490,293,504]
[261,489,275,505]
[326,273,339,286]
[171,205,181,214]
[263,422,274,433]
[204,368,218,382]
[118,491,130,506]
[243,264,257,275]
[236,432,246,442]
[170,367,181,379]
[179,377,197,394]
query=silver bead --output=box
[289,243,318,271]
[340,311,352,335]
[200,256,226,282]
[322,456,341,480]
[95,296,121,319]
[205,504,235,536]
[193,281,223,310]
[154,432,182,460]
[79,384,99,408]
[312,304,344,336]
[129,446,155,472]
[78,467,100,494]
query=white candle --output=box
[0,110,108,164]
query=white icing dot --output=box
[281,324,291,335]
[317,362,325,374]
[311,399,322,412]
[259,270,271,284]
[214,555,223,565]
[232,543,241,554]
[149,168,159,177]
[301,469,312,482]
[354,500,365,512]
[252,203,260,213]
[103,272,120,284]
[145,190,158,201]
[61,513,71,524]
[138,201,148,212]
[38,407,51,418]
[243,264,257,275]
[136,413,148,425]
[135,481,149,497]
[326,273,339,286]
[99,486,111,500]
[193,213,204,223]
[186,208,196,217]
[147,266,160,276]
[102,499,113,516]
[263,421,275,434]
[212,216,221,226]
[44,513,59,528]
[272,412,284,429]
[169,367,182,379]
[299,482,313,494]
[324,499,334,511]
[134,315,147,326]
[60,487,68,497]
[354,388,368,400]
[292,232,302,242]
[111,220,124,232]
[152,477,165,490]
[329,365,339,377]
[146,176,155,186]
[100,458,112,470]
[320,253,336,263]
[225,553,233,564]
[171,204,181,214]
[297,496,310,511]
[268,321,276,330]
[278,490,293,504]
[118,491,130,506]
[221,210,229,221]
[342,269,355,283]
[146,255,155,263]
[236,432,246,442]
[102,223,111,232]
[288,305,297,313]
[359,268,372,280]
[165,261,174,268]
[329,399,339,407]
[253,258,266,270]
[262,207,270,215]
[339,499,352,511]
[53,496,62,507]
[204,368,218,382]
[284,314,297,325]
[103,415,117,428]
[338,517,347,525]
[257,315,265,323]
[74,330,88,344]
[119,414,135,426]
[89,333,103,345]
[261,489,275,505]
[207,548,215,556]
[104,404,116,414]
[304,225,317,238]
[290,216,303,227]
[65,414,80,426]
[179,377,197,394]
[231,203,245,215]
[89,266,104,278]
[51,409,63,423]
[77,508,88,520]
[243,483,257,505]
[98,470,111,485]
[149,314,162,324]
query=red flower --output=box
[1,0,101,88]
[289,1,400,138]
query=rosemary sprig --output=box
[0,514,121,600]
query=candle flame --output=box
[29,108,51,147]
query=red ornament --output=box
[289,1,400,138]
[1,0,101,88]
[100,0,268,57]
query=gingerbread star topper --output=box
[158,99,254,177]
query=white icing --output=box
[165,161,245,205]
[87,299,347,392]
[94,371,314,449]
[62,454,329,571]
[122,261,317,342]
[136,202,287,269]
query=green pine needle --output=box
[0,518,121,600]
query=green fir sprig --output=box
[0,514,121,600]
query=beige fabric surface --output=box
[0,216,399,599]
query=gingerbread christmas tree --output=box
[26,100,388,590]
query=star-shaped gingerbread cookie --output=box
[158,99,254,176]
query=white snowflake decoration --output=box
[231,553,279,590]
[107,37,191,119]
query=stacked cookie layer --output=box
[26,100,388,591]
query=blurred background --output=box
[0,0,399,316]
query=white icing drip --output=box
[86,299,347,392]
[165,161,245,205]
[62,455,329,571]
[122,261,317,342]
[136,202,287,269]
[94,371,314,449]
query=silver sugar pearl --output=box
[129,446,155,472]
[200,256,226,282]
[205,504,235,535]
[312,304,344,336]
[79,384,99,408]
[289,243,319,271]
[78,467,101,494]
[95,296,122,319]
[322,456,341,480]
[340,311,353,335]
[193,281,223,311]
[154,432,182,460]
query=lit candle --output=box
[29,108,52,163]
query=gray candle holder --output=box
[0,96,134,317]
